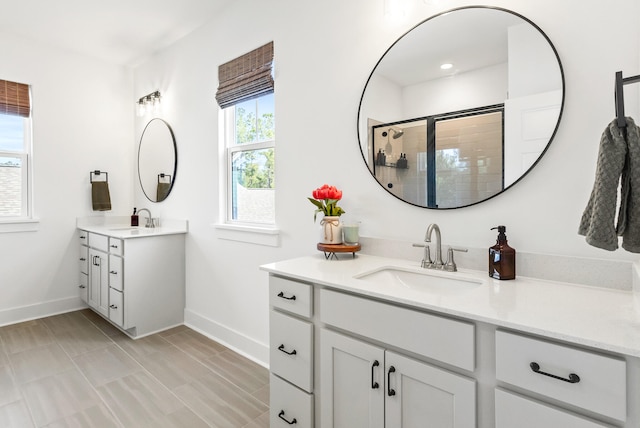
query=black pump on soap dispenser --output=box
[489,225,515,280]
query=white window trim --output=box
[0,113,37,232]
[215,105,279,246]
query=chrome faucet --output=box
[137,208,155,228]
[413,223,468,272]
[425,223,444,268]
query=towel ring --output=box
[90,170,108,183]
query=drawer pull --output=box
[278,344,297,356]
[278,410,297,425]
[530,362,580,384]
[79,285,86,289]
[110,270,118,275]
[277,291,296,301]
[387,366,396,396]
[371,360,380,389]
[79,257,86,261]
[109,304,118,309]
[110,244,118,249]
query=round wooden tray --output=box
[317,243,361,259]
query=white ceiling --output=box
[0,0,233,66]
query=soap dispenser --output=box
[131,208,139,227]
[489,225,515,280]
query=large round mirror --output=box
[138,118,177,202]
[358,6,564,209]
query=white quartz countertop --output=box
[260,254,640,358]
[77,217,187,239]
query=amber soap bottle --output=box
[489,225,515,280]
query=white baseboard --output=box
[0,296,87,327]
[184,308,269,368]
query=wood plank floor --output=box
[0,309,269,427]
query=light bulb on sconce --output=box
[135,91,161,117]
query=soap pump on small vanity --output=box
[489,225,515,280]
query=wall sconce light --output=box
[136,91,161,117]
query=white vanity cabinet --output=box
[78,228,185,338]
[321,328,475,428]
[263,255,640,428]
[269,276,315,428]
[319,288,476,428]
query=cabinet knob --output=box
[79,285,86,289]
[278,410,297,425]
[109,304,118,309]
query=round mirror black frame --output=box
[357,6,565,209]
[138,118,177,203]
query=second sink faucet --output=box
[136,208,155,228]
[425,223,444,268]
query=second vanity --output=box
[77,217,187,338]
[261,254,640,428]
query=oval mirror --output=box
[358,6,564,209]
[138,118,177,202]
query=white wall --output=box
[0,33,133,324]
[131,0,640,365]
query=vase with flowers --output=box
[308,184,345,244]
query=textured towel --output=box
[91,181,112,211]
[578,117,640,252]
[156,182,171,201]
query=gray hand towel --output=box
[157,182,171,201]
[578,117,640,252]
[91,181,112,211]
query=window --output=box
[0,80,32,220]
[225,94,275,225]
[216,42,275,228]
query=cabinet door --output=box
[385,350,476,428]
[88,248,109,317]
[320,329,384,428]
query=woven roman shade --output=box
[215,42,274,109]
[0,79,30,117]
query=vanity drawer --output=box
[109,238,123,256]
[270,310,313,392]
[495,330,626,421]
[79,245,89,274]
[319,288,475,371]
[269,275,313,318]
[495,389,611,428]
[108,288,124,327]
[89,233,109,252]
[109,255,123,291]
[270,374,313,428]
[78,230,88,243]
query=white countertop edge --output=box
[260,254,640,358]
[77,217,188,239]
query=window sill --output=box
[0,217,40,233]
[213,223,280,247]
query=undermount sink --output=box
[354,266,482,294]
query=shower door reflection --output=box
[371,105,504,208]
